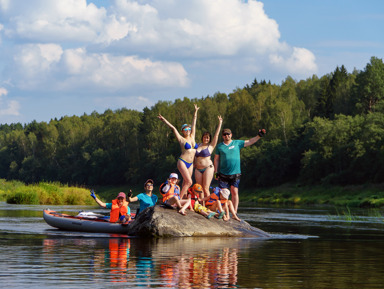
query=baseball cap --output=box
[117,192,126,199]
[169,173,178,179]
[144,179,154,187]
[192,184,203,194]
[222,128,232,135]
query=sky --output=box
[0,0,383,125]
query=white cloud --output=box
[0,87,20,117]
[270,47,318,75]
[1,0,317,73]
[0,0,318,123]
[94,95,154,111]
[0,0,105,42]
[10,44,188,91]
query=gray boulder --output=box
[128,205,270,238]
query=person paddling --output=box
[90,190,131,223]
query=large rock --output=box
[127,205,270,238]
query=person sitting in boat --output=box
[188,183,217,219]
[128,179,158,216]
[159,173,190,216]
[90,190,131,223]
[201,187,241,221]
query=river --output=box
[1,202,384,288]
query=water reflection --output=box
[38,237,255,288]
[2,203,384,288]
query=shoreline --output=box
[2,179,384,208]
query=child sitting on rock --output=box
[159,173,191,216]
[202,187,241,221]
[188,183,217,219]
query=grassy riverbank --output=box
[0,179,94,205]
[240,183,384,208]
[1,179,384,208]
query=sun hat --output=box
[220,188,230,199]
[117,192,126,199]
[192,184,203,194]
[169,173,178,179]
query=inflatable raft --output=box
[43,209,132,234]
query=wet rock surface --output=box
[128,205,270,238]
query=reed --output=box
[241,183,384,208]
[1,179,94,205]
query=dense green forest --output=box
[1,56,384,190]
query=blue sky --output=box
[0,0,383,124]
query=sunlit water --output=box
[1,202,384,288]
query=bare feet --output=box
[233,216,241,222]
[223,215,230,221]
[178,210,186,216]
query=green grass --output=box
[2,178,384,207]
[327,206,384,222]
[0,179,95,205]
[240,183,384,208]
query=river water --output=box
[1,202,384,288]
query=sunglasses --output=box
[146,184,153,187]
[222,133,231,136]
[183,127,191,131]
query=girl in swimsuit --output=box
[158,104,199,199]
[194,115,223,200]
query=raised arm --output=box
[244,129,266,148]
[191,104,199,138]
[158,114,183,141]
[90,190,107,208]
[210,115,223,148]
[127,190,137,203]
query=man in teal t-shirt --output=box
[128,179,158,215]
[214,128,266,212]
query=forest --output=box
[0,56,384,190]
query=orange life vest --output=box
[110,199,129,223]
[160,182,180,203]
[205,190,227,207]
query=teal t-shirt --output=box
[137,193,158,212]
[215,140,245,175]
[106,203,131,215]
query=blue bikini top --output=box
[195,146,211,157]
[184,142,198,150]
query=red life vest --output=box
[188,187,198,207]
[110,199,129,223]
[160,182,180,203]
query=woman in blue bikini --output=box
[194,115,222,200]
[158,104,199,199]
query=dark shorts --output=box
[218,173,241,189]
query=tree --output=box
[354,56,384,113]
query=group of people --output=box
[158,104,266,219]
[91,104,266,223]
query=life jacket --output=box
[159,181,180,203]
[187,187,199,207]
[205,190,227,207]
[110,199,129,223]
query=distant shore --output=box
[240,183,384,208]
[1,179,384,208]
